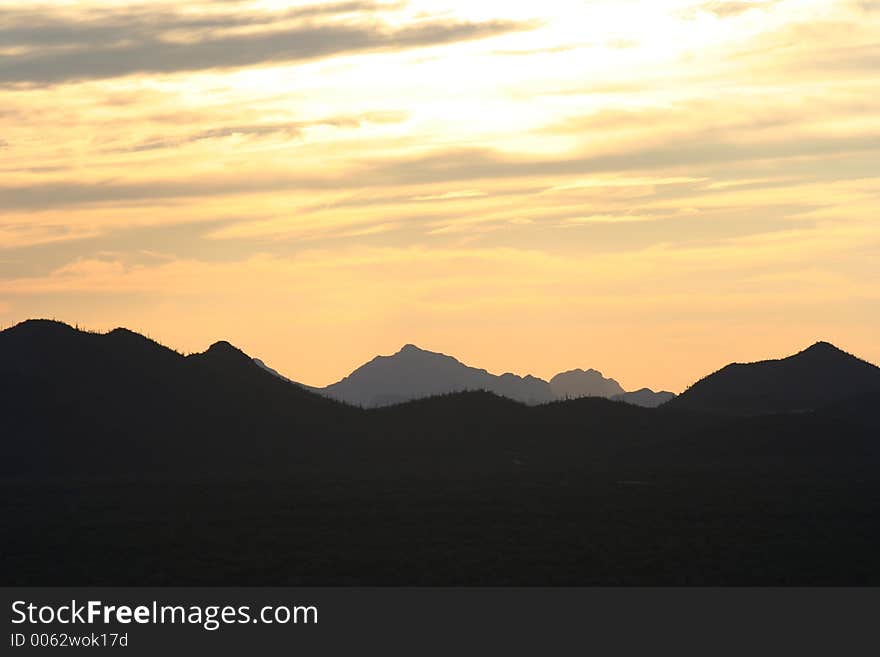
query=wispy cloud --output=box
[366,134,880,187]
[686,1,779,19]
[557,214,657,226]
[109,111,408,153]
[3,131,879,211]
[410,190,488,201]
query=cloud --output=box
[3,131,879,212]
[493,44,580,56]
[0,3,404,49]
[710,11,880,82]
[542,103,795,136]
[557,214,657,226]
[685,1,778,19]
[3,228,872,295]
[796,43,880,75]
[0,222,101,250]
[111,111,407,153]
[410,190,488,201]
[0,4,531,85]
[366,134,880,187]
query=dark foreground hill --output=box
[0,320,361,479]
[667,341,880,415]
[1,321,879,585]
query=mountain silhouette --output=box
[612,388,676,408]
[321,343,556,407]
[3,320,879,585]
[0,319,357,478]
[667,341,880,414]
[549,368,624,398]
[311,344,672,407]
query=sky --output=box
[1,0,878,392]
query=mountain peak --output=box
[323,344,555,407]
[392,344,461,363]
[206,340,245,355]
[196,340,255,367]
[669,340,880,414]
[184,340,267,378]
[800,341,842,355]
[549,367,625,399]
[5,318,76,337]
[105,327,161,346]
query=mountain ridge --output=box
[320,343,557,407]
[276,342,675,408]
[2,320,879,586]
[666,340,880,415]
[4,321,876,416]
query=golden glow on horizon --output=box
[1,0,879,391]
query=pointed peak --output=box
[803,341,840,353]
[390,343,460,362]
[794,341,852,360]
[203,340,252,362]
[191,340,255,368]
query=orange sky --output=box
[1,0,878,391]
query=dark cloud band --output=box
[0,5,530,85]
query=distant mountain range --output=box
[258,343,675,408]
